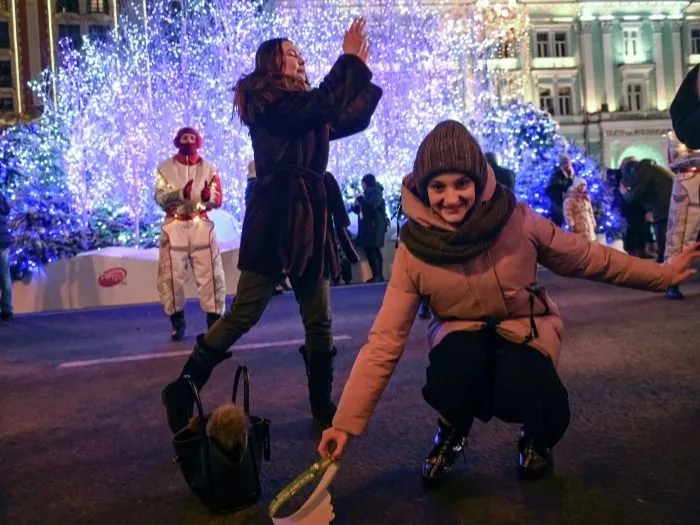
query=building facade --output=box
[0,0,118,125]
[2,0,700,170]
[521,0,700,169]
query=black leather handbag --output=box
[171,366,271,513]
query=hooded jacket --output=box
[563,178,596,242]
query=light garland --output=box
[0,0,622,279]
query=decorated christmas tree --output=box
[1,0,623,279]
[0,120,89,279]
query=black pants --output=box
[422,330,570,451]
[623,205,648,255]
[204,270,333,356]
[363,247,384,280]
[653,219,668,263]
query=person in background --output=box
[0,187,12,321]
[619,157,673,271]
[545,154,575,226]
[663,131,700,300]
[351,173,389,283]
[563,177,597,242]
[670,64,700,150]
[154,127,226,341]
[485,152,515,191]
[609,164,654,259]
[317,120,700,489]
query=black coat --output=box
[351,185,388,248]
[621,159,673,222]
[244,177,257,208]
[0,192,10,249]
[489,162,516,190]
[670,65,700,149]
[545,168,574,216]
[237,54,383,290]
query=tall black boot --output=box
[206,312,221,329]
[162,334,231,434]
[170,311,186,341]
[298,345,338,427]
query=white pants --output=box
[157,218,226,316]
[665,171,700,264]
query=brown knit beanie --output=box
[411,120,488,202]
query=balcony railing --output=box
[532,56,577,69]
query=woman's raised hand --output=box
[343,17,369,63]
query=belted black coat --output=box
[238,54,383,290]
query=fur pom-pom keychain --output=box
[204,403,249,452]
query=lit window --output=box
[623,29,640,60]
[557,86,573,115]
[626,83,644,111]
[539,88,554,114]
[87,0,110,15]
[554,32,568,57]
[536,32,550,58]
[691,29,700,55]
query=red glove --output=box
[183,180,194,200]
[201,181,211,203]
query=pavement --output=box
[1,274,699,525]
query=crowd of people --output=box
[154,18,700,500]
[0,14,697,512]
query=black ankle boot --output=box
[206,312,221,329]
[170,311,186,341]
[162,335,231,434]
[665,286,684,300]
[421,419,467,487]
[517,426,554,480]
[299,346,338,427]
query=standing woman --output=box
[351,173,389,282]
[162,18,383,432]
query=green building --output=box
[519,0,700,168]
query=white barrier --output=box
[10,215,621,315]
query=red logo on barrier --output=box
[98,267,128,288]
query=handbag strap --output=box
[232,365,251,415]
[267,457,338,518]
[183,374,205,420]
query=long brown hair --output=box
[233,38,309,126]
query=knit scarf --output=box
[399,183,517,265]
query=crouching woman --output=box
[318,120,700,486]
